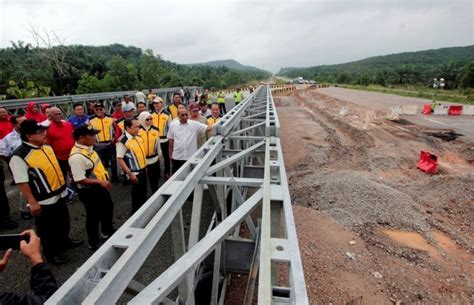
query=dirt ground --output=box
[274,88,474,305]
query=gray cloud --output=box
[1,0,473,72]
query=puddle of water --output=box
[383,229,441,260]
[432,231,472,262]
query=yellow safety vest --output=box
[167,104,179,120]
[118,134,147,171]
[151,111,170,138]
[234,92,243,103]
[89,115,115,143]
[217,93,225,104]
[138,126,160,158]
[13,144,66,201]
[206,115,221,127]
[69,145,109,182]
[116,118,125,133]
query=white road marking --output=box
[423,117,449,126]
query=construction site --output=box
[274,85,473,304]
[0,83,472,305]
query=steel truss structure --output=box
[1,86,201,117]
[46,85,308,305]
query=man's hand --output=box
[98,180,112,190]
[129,173,138,184]
[30,202,42,217]
[20,230,43,267]
[0,249,12,272]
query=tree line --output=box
[0,42,270,99]
[278,46,474,90]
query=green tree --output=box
[77,74,106,94]
[104,55,138,91]
[459,61,474,89]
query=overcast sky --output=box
[1,0,473,72]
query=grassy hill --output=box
[188,59,269,73]
[277,45,474,89]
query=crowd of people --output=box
[0,89,237,267]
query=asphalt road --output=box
[318,87,474,141]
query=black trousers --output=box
[160,141,171,177]
[131,171,148,214]
[172,159,186,174]
[219,103,227,114]
[147,161,160,194]
[96,143,118,179]
[57,159,69,182]
[35,197,70,259]
[78,186,114,247]
[0,161,10,220]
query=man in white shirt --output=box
[167,108,212,173]
[135,91,147,104]
[40,105,53,127]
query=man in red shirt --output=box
[45,107,74,178]
[0,107,13,140]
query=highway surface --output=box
[318,87,474,141]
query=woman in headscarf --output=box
[137,111,162,194]
[25,101,47,122]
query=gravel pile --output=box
[403,174,474,208]
[292,170,429,232]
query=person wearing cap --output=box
[89,103,119,182]
[69,125,115,250]
[167,92,182,120]
[138,112,162,193]
[168,108,213,173]
[10,119,83,265]
[45,107,75,180]
[116,103,137,135]
[188,102,208,148]
[116,118,148,213]
[151,97,172,180]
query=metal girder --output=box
[46,85,308,305]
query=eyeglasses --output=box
[180,114,189,117]
[145,118,153,121]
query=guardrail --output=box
[46,84,309,305]
[0,86,202,117]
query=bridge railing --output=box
[0,86,202,117]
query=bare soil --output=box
[275,88,474,305]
